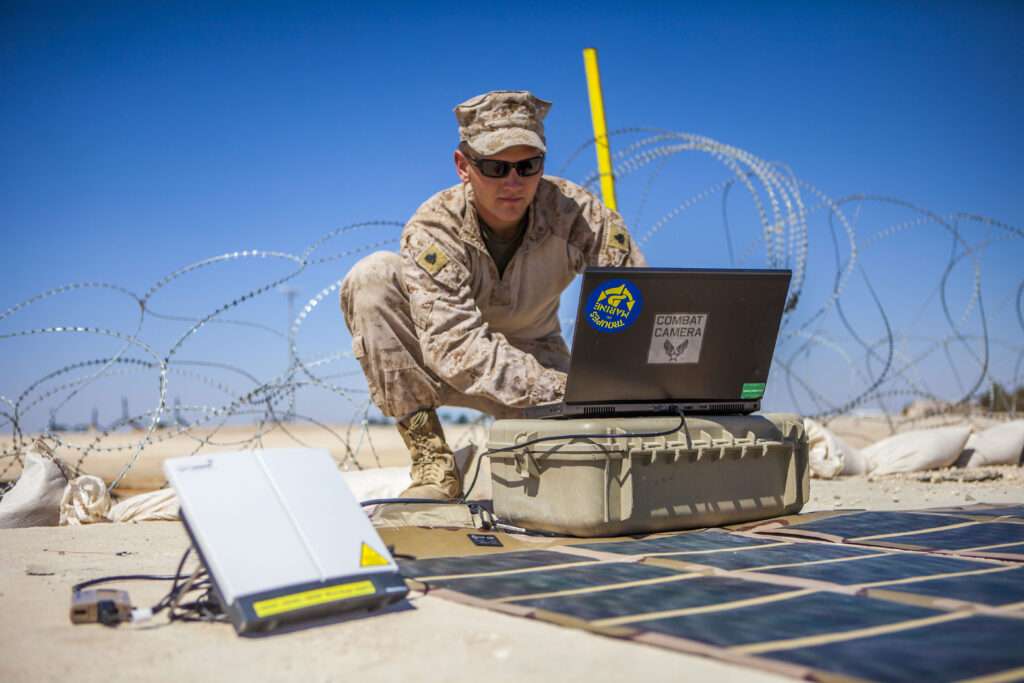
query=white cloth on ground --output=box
[340,467,412,503]
[0,451,67,528]
[108,488,180,522]
[341,445,485,514]
[59,475,111,525]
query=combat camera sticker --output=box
[585,279,643,333]
[647,313,707,363]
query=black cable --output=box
[169,546,192,600]
[158,552,225,623]
[152,546,194,615]
[72,574,178,592]
[152,546,224,623]
[359,496,455,507]
[71,545,225,625]
[360,410,689,509]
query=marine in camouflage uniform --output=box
[340,90,645,500]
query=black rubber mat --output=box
[512,575,795,620]
[576,529,780,556]
[870,566,1024,606]
[862,521,1024,552]
[767,614,1024,683]
[634,591,940,647]
[767,510,973,540]
[423,561,687,601]
[398,549,589,579]
[763,552,998,585]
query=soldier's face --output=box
[455,145,543,235]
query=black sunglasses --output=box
[469,155,544,179]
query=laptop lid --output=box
[563,267,791,409]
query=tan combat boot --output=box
[397,409,462,500]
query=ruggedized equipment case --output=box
[488,413,808,537]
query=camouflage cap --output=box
[454,90,551,157]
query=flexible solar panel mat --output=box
[752,510,978,541]
[575,529,782,556]
[396,504,1024,682]
[754,551,1005,585]
[511,574,797,622]
[419,561,690,601]
[925,504,1024,519]
[751,505,1024,560]
[864,566,1024,608]
[596,537,885,572]
[398,549,591,579]
[767,615,1024,682]
[625,590,941,648]
[986,543,1024,555]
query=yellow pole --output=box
[583,47,617,211]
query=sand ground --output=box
[2,522,792,683]
[1,420,1021,682]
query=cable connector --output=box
[130,607,154,623]
[70,589,132,626]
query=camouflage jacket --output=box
[400,176,646,408]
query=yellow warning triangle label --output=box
[360,542,389,568]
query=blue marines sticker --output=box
[585,279,643,333]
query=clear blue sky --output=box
[2,1,1021,429]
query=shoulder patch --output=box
[605,223,630,252]
[416,243,449,275]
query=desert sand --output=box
[1,419,1021,682]
[3,523,793,683]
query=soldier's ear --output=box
[454,150,472,184]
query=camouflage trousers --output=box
[340,252,569,419]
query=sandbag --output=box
[840,447,872,476]
[108,488,180,522]
[60,475,111,525]
[956,421,1024,468]
[864,425,972,475]
[804,418,864,478]
[0,451,67,528]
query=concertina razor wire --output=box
[1,130,1021,495]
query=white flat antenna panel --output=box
[164,448,407,633]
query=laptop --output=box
[524,267,792,419]
[164,448,408,634]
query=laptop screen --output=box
[565,268,791,405]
